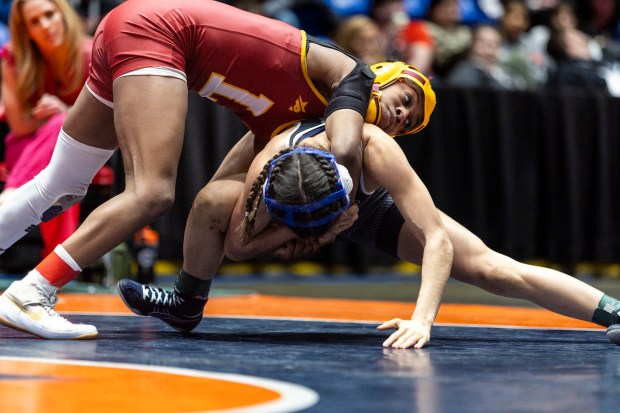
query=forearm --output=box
[325,109,363,186]
[225,223,298,261]
[411,232,453,327]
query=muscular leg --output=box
[118,173,244,333]
[397,210,605,323]
[183,176,246,279]
[0,87,117,254]
[183,132,257,279]
[63,75,188,267]
[0,87,118,339]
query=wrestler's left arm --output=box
[363,125,454,349]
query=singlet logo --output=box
[199,73,273,117]
[289,96,308,113]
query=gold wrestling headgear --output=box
[365,62,436,136]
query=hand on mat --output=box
[377,318,431,349]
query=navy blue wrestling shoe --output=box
[117,279,206,332]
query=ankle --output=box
[34,245,81,288]
[174,270,212,299]
[21,271,56,293]
[592,294,620,327]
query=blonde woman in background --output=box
[0,0,91,258]
[335,14,386,65]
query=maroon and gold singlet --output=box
[87,0,329,141]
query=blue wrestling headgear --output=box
[263,147,351,228]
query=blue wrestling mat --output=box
[0,315,618,413]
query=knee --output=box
[454,249,508,288]
[192,184,221,213]
[133,186,175,220]
[34,169,89,201]
[192,180,240,220]
[468,253,524,296]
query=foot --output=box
[117,279,206,332]
[607,324,620,345]
[0,280,98,339]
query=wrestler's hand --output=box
[272,238,321,260]
[317,203,359,245]
[32,93,69,120]
[377,318,431,349]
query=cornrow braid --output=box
[265,148,348,237]
[237,147,294,244]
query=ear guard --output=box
[365,61,436,136]
[263,147,351,228]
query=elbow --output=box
[440,231,454,267]
[331,144,362,180]
[224,234,251,262]
[332,147,359,165]
[428,229,454,265]
[224,247,245,262]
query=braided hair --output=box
[237,147,349,244]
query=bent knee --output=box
[133,188,175,219]
[193,184,221,212]
[193,181,242,213]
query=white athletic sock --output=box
[53,244,82,272]
[0,129,115,254]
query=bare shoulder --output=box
[362,123,388,140]
[247,133,289,178]
[306,42,356,92]
[362,123,398,154]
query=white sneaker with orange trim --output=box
[0,280,98,339]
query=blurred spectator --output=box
[498,0,547,89]
[574,0,620,40]
[72,0,124,35]
[0,0,91,258]
[334,14,386,64]
[545,27,609,91]
[370,0,435,73]
[400,16,435,73]
[572,0,620,65]
[233,0,340,39]
[528,1,603,65]
[425,0,473,77]
[447,24,515,88]
[370,0,411,60]
[524,0,561,26]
